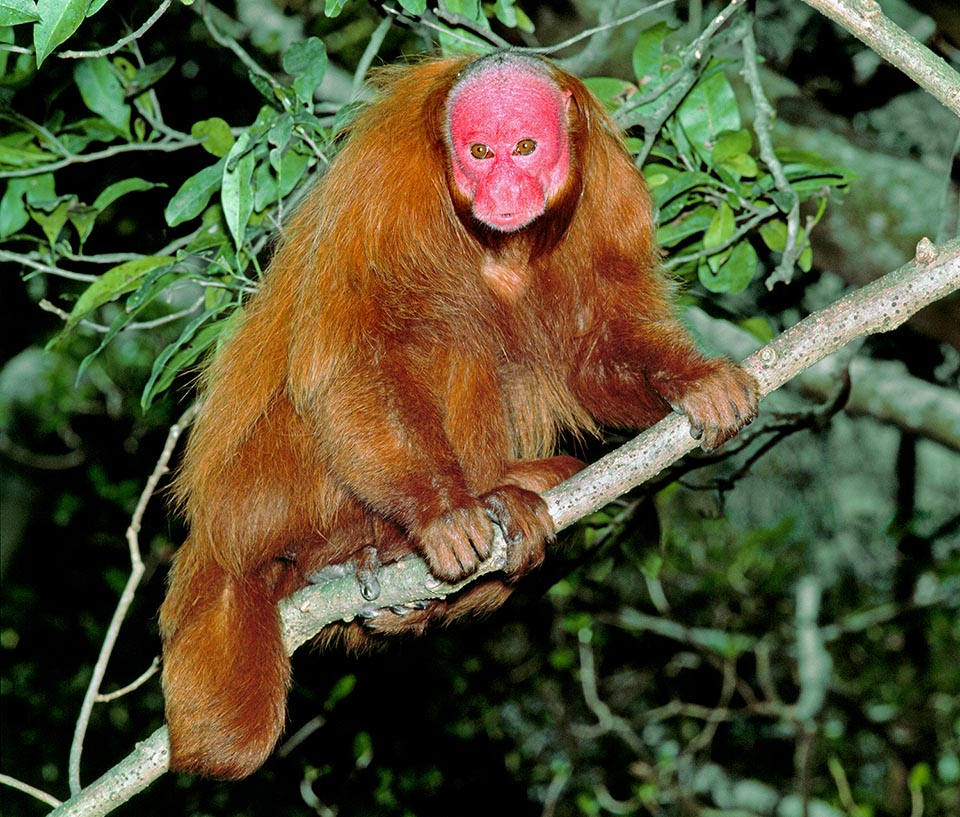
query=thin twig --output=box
[67,404,198,795]
[0,139,202,180]
[59,0,173,60]
[0,774,62,809]
[740,18,802,287]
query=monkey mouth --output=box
[481,210,541,232]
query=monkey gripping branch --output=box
[46,235,960,817]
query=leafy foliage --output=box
[2,1,852,412]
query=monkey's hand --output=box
[413,485,555,583]
[482,484,556,578]
[412,495,499,583]
[673,359,759,451]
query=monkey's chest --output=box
[481,257,530,303]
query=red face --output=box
[446,64,571,232]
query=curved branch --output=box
[43,234,960,817]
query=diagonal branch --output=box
[800,0,960,116]
[45,235,960,817]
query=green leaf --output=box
[649,169,712,209]
[398,0,427,13]
[703,202,734,249]
[277,147,312,198]
[657,204,714,248]
[29,194,75,245]
[713,130,759,180]
[0,175,53,238]
[142,311,228,409]
[699,239,757,294]
[909,763,931,790]
[0,0,40,26]
[74,56,131,136]
[63,177,157,245]
[758,219,786,252]
[74,268,178,378]
[282,37,327,106]
[631,21,672,85]
[711,128,752,162]
[267,114,293,158]
[66,203,98,246]
[491,0,516,27]
[33,0,86,66]
[126,55,175,97]
[222,140,256,249]
[65,256,175,330]
[0,140,58,169]
[719,152,758,179]
[677,67,740,162]
[253,160,277,213]
[165,157,226,227]
[738,317,774,343]
[443,0,480,17]
[192,117,235,157]
[91,177,157,212]
[324,674,357,710]
[323,0,349,16]
[582,77,636,114]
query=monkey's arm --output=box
[571,292,758,449]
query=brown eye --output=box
[513,139,536,156]
[470,144,491,159]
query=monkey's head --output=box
[445,53,573,233]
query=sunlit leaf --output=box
[222,141,256,248]
[192,117,234,157]
[165,157,226,226]
[677,67,740,162]
[33,0,86,66]
[65,256,175,330]
[74,56,131,136]
[703,201,734,249]
[283,37,327,107]
[0,0,39,26]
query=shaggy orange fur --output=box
[159,53,758,780]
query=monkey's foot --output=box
[359,599,445,636]
[306,546,382,601]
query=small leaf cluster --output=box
[2,4,339,408]
[587,22,855,294]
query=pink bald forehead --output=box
[447,57,569,142]
[445,54,572,231]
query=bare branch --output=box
[66,405,198,796]
[800,0,960,117]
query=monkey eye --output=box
[470,144,492,159]
[513,139,537,156]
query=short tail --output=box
[159,544,290,779]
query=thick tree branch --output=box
[44,235,960,817]
[800,0,960,116]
